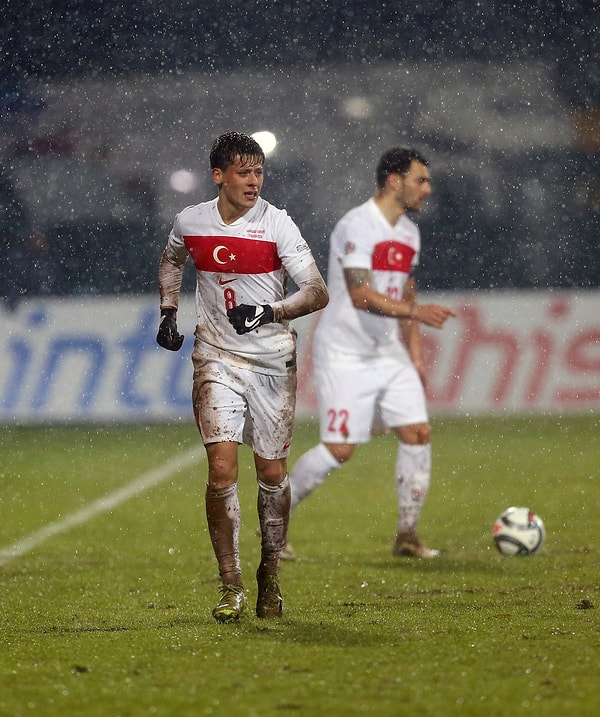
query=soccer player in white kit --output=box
[286,147,455,560]
[157,132,328,622]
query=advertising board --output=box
[1,291,598,424]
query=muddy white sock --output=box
[205,483,242,586]
[257,476,291,575]
[395,443,431,535]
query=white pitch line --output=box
[0,445,204,568]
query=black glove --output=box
[156,308,184,351]
[227,304,274,335]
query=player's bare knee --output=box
[205,443,239,487]
[255,457,287,486]
[397,423,431,445]
[325,443,355,464]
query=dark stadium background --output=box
[1,1,598,300]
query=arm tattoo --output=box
[345,268,370,289]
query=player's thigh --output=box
[316,362,378,444]
[192,372,246,444]
[379,362,429,429]
[245,370,297,460]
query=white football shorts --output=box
[191,353,297,460]
[315,357,428,444]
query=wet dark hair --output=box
[376,147,429,188]
[210,131,265,170]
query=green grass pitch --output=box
[1,416,598,716]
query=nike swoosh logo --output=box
[244,306,265,330]
[218,277,237,285]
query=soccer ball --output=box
[493,506,546,556]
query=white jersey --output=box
[314,198,420,365]
[164,196,316,374]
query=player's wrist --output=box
[409,302,417,320]
[261,304,274,323]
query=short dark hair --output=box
[376,147,429,188]
[210,131,265,170]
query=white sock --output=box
[289,443,341,511]
[395,443,431,534]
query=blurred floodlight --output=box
[343,96,373,120]
[252,131,277,155]
[170,169,199,193]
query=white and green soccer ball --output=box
[493,506,546,556]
